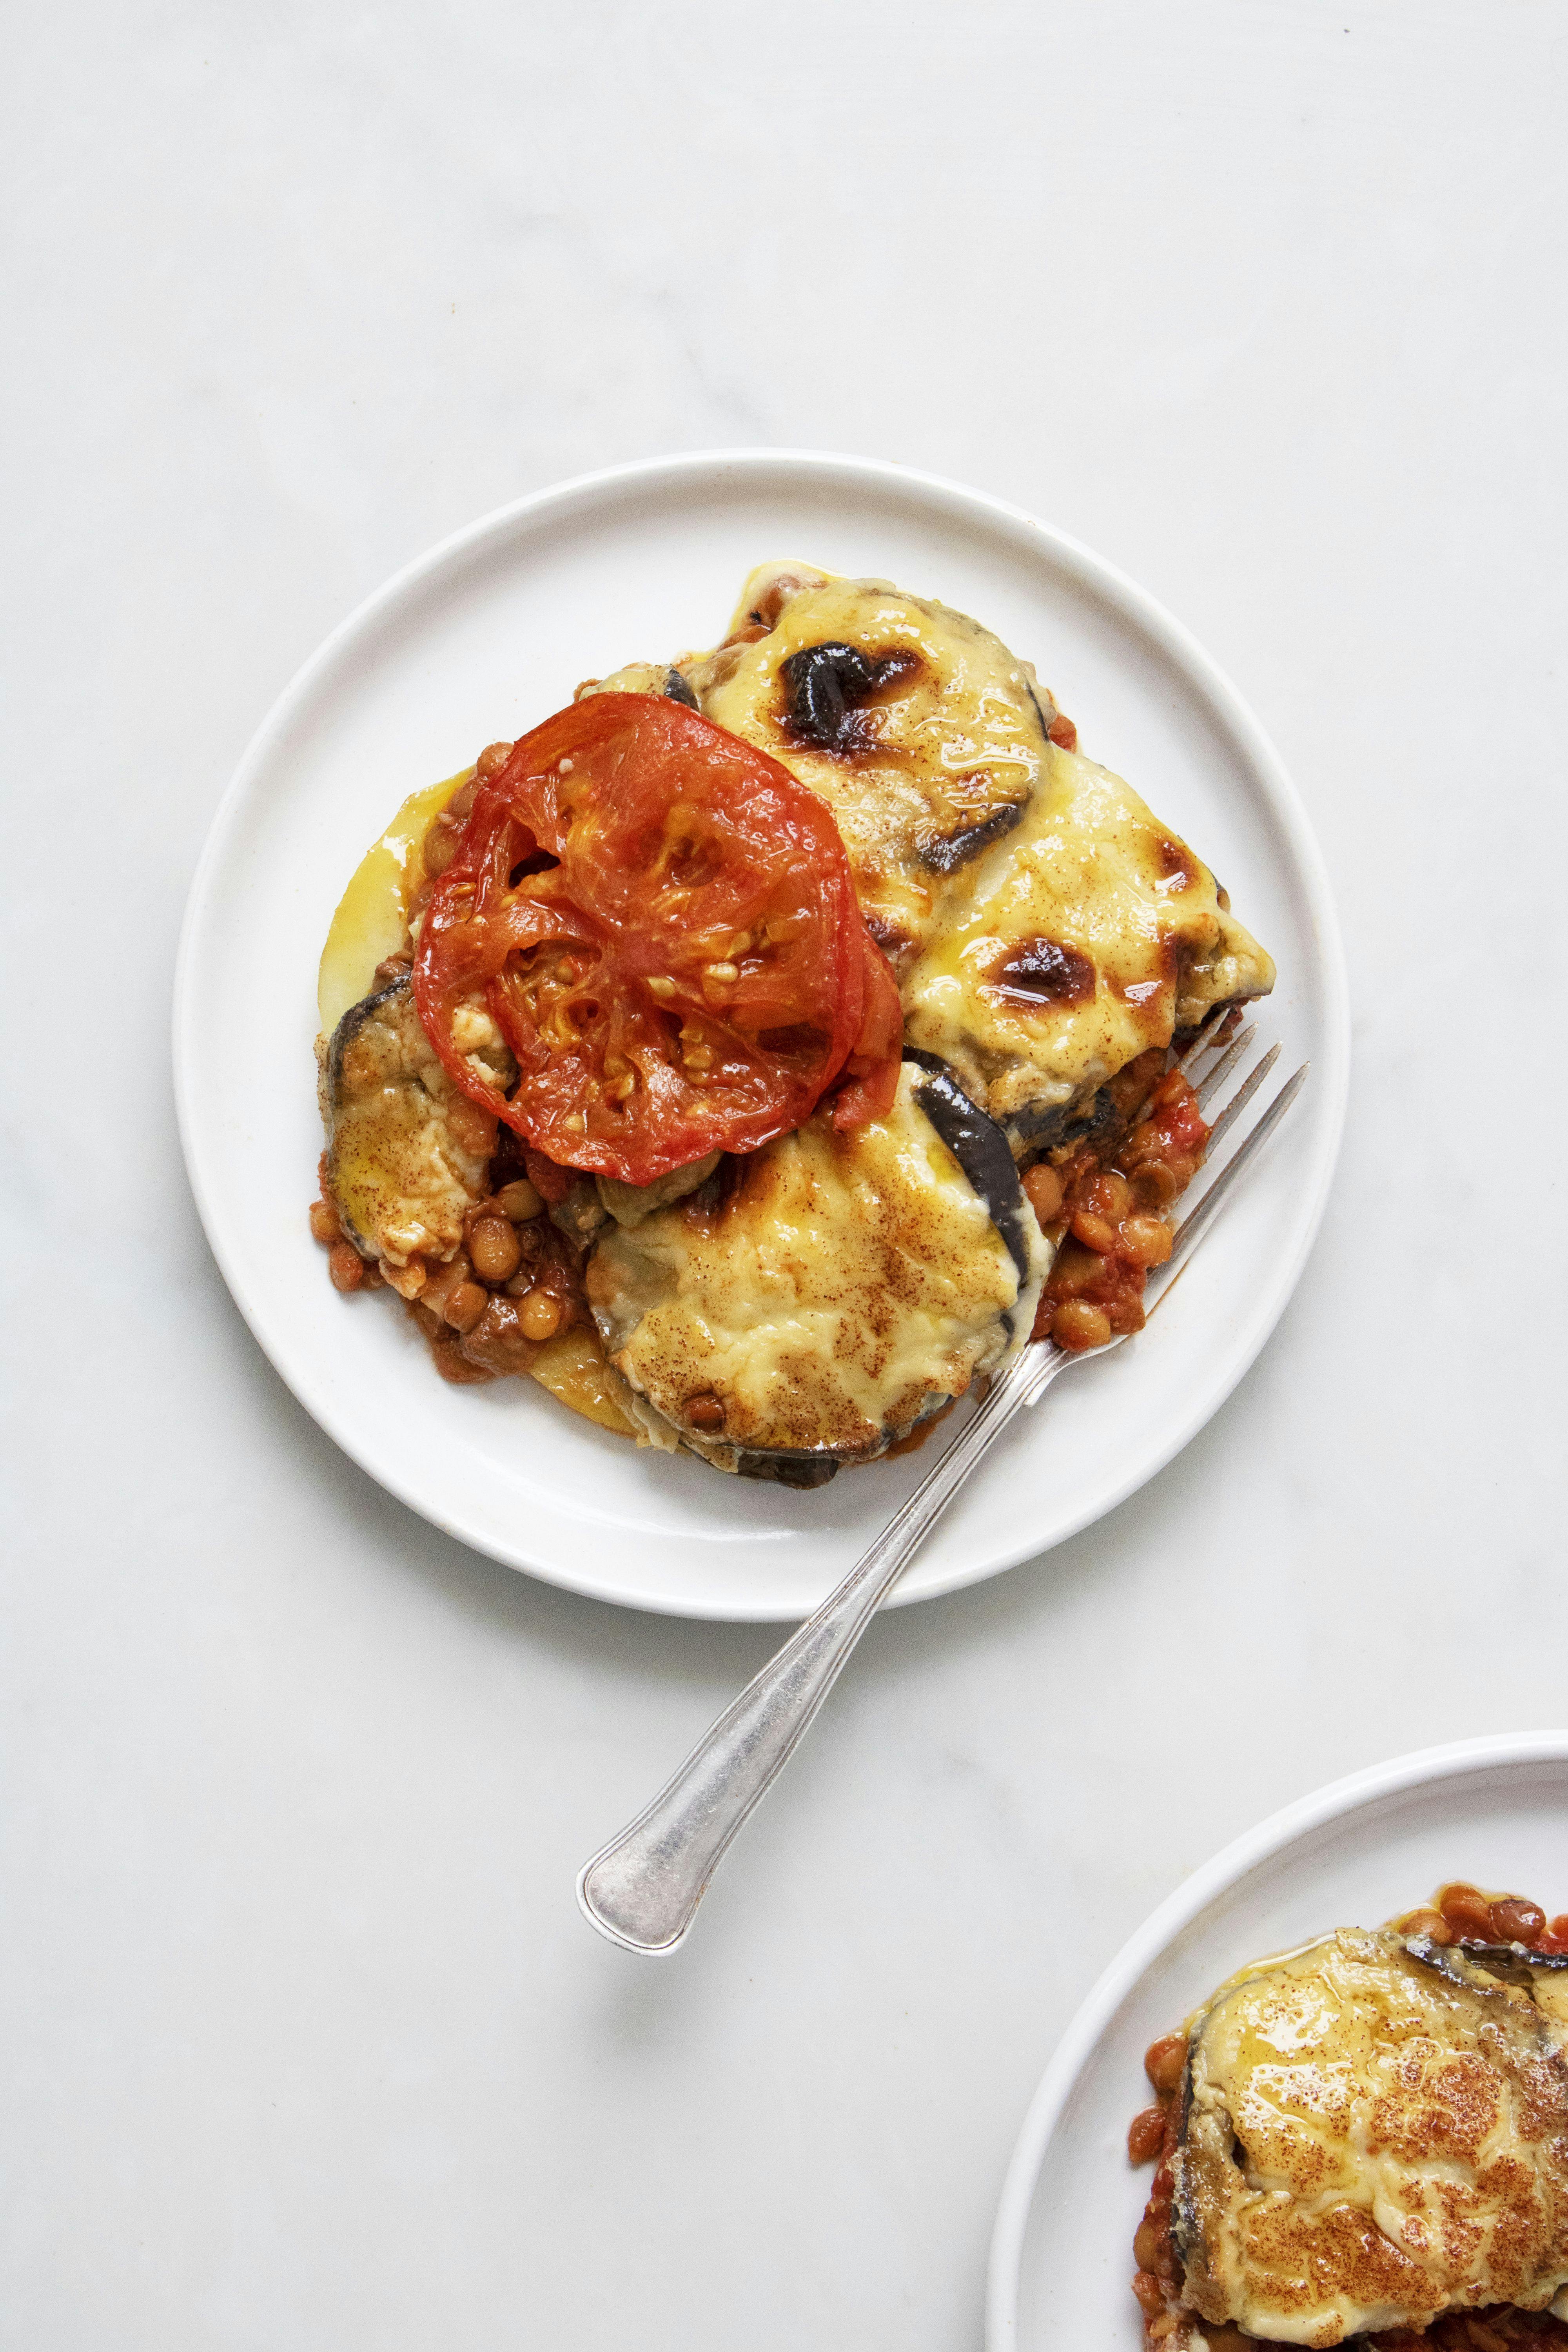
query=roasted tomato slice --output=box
[831,931,904,1130]
[413,693,901,1183]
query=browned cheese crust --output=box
[584,1067,1045,1472]
[1172,1932,1568,2347]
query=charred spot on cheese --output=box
[1168,1928,1568,2345]
[901,741,1275,1149]
[583,565,1275,1174]
[583,1064,1049,1479]
[700,577,1053,965]
[862,910,918,963]
[1110,935,1178,1011]
[779,641,922,755]
[1155,836,1199,891]
[320,975,514,1275]
[990,935,1096,1007]
[669,1152,744,1229]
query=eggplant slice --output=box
[583,570,1056,973]
[1168,1928,1568,2347]
[898,740,1275,1152]
[319,975,515,1287]
[900,1051,1033,1285]
[582,564,1274,1157]
[697,572,1054,973]
[583,1060,1049,1481]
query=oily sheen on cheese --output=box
[586,1065,1048,1474]
[1171,1930,1568,2346]
[700,574,1051,968]
[902,742,1275,1145]
[593,564,1274,1157]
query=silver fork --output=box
[577,1018,1307,1956]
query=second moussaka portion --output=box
[1129,1900,1568,2352]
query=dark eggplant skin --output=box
[1004,1011,1259,1163]
[1457,1940,1568,1970]
[324,973,418,1259]
[548,1181,610,1248]
[663,667,699,709]
[326,972,409,1108]
[1004,1081,1120,1160]
[917,799,1023,875]
[735,1448,840,1489]
[321,970,514,1274]
[903,1051,1033,1285]
[1169,2039,1201,2290]
[1407,1934,1568,1990]
[779,640,913,753]
[730,1387,960,1488]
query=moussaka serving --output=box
[1128,1884,1568,2351]
[310,561,1274,1481]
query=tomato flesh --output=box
[831,932,904,1130]
[414,694,901,1183]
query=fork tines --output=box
[1174,1002,1240,1080]
[1148,1031,1308,1306]
[1174,1002,1285,1131]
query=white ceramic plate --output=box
[987,1731,1568,2349]
[174,450,1348,1621]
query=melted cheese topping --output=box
[586,1066,1047,1466]
[317,767,469,1033]
[902,744,1275,1133]
[663,566,1274,1140]
[1174,1930,1568,2345]
[318,561,1277,1459]
[701,576,1051,968]
[526,1324,637,1437]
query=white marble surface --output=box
[3,5,1565,2345]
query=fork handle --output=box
[576,1342,1067,1955]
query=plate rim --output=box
[172,446,1351,1619]
[984,1728,1568,2350]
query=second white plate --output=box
[174,450,1348,1619]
